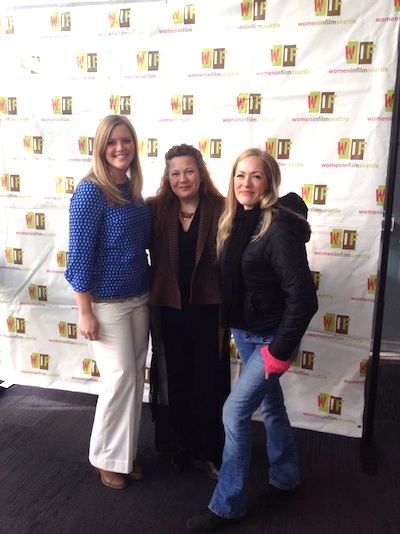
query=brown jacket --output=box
[148,194,224,309]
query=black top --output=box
[178,207,200,305]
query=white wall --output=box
[1,0,398,437]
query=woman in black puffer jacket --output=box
[187,148,318,532]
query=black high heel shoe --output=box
[171,447,191,471]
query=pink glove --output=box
[260,345,291,379]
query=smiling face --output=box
[233,155,269,210]
[168,155,201,203]
[104,123,135,183]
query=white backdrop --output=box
[0,0,398,438]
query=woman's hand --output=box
[260,345,291,379]
[79,311,100,341]
[74,291,100,341]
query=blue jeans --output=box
[208,328,299,519]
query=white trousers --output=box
[88,292,150,474]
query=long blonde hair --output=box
[85,114,144,206]
[216,148,281,257]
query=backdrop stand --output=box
[0,380,14,392]
[360,31,400,475]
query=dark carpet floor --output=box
[0,359,399,534]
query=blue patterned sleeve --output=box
[65,180,105,293]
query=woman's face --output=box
[168,156,201,203]
[104,124,135,183]
[233,155,269,210]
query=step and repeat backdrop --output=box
[0,0,398,438]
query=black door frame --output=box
[361,32,400,474]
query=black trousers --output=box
[160,304,230,466]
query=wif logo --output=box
[77,53,97,72]
[311,271,321,290]
[0,97,17,115]
[21,56,40,75]
[338,138,366,160]
[145,366,151,385]
[1,174,20,192]
[266,138,291,159]
[28,284,48,302]
[7,316,26,334]
[83,358,101,377]
[367,274,377,295]
[50,12,71,31]
[330,228,357,250]
[56,176,75,194]
[302,184,328,205]
[385,90,394,112]
[271,45,297,67]
[78,137,94,155]
[172,4,195,24]
[241,0,267,21]
[323,313,350,334]
[58,321,77,339]
[109,8,130,28]
[346,41,374,65]
[137,51,160,71]
[308,91,335,113]
[229,338,239,359]
[171,95,194,115]
[26,212,45,230]
[57,250,69,268]
[139,138,158,157]
[52,96,72,115]
[375,185,385,207]
[0,15,14,34]
[360,359,368,378]
[292,350,315,371]
[199,139,222,158]
[237,93,262,114]
[318,393,343,415]
[5,247,23,265]
[31,353,50,370]
[110,95,131,115]
[314,0,341,16]
[202,48,226,69]
[24,136,43,155]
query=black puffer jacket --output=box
[229,206,318,360]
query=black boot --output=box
[171,447,191,471]
[186,509,243,532]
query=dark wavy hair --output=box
[149,143,223,234]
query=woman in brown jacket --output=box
[148,144,230,479]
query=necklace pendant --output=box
[179,210,195,220]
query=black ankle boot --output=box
[186,509,243,532]
[171,447,191,471]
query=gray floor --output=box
[0,359,399,534]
